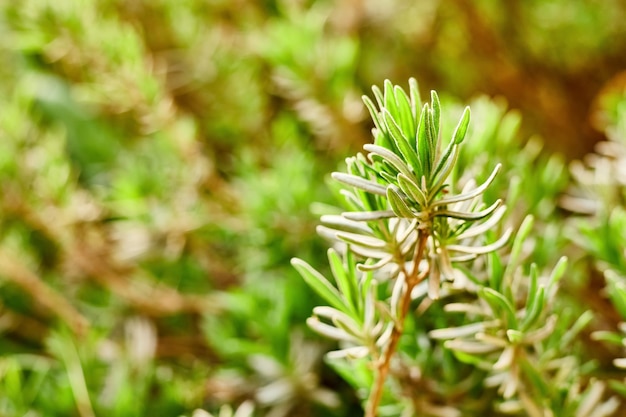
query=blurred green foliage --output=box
[0,0,626,416]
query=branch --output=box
[365,230,430,417]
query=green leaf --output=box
[504,215,534,281]
[345,250,364,315]
[382,108,421,173]
[450,350,484,366]
[383,79,397,115]
[429,90,441,148]
[331,172,388,196]
[431,164,501,207]
[506,329,523,344]
[521,285,545,332]
[479,287,518,330]
[328,249,359,317]
[431,138,457,182]
[416,103,432,176]
[397,173,427,207]
[435,199,502,221]
[547,256,568,289]
[291,258,347,314]
[394,85,416,148]
[372,84,385,109]
[526,263,539,310]
[342,210,396,221]
[362,95,384,136]
[452,106,471,144]
[363,144,413,178]
[387,186,416,218]
[561,310,593,348]
[429,144,459,195]
[335,231,388,248]
[488,250,504,291]
[591,331,624,346]
[408,77,422,121]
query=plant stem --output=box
[365,230,430,417]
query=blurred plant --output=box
[564,75,626,402]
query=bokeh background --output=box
[1,0,626,416]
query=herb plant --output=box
[292,79,620,416]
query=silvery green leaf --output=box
[452,106,471,144]
[408,78,422,120]
[339,189,364,210]
[399,230,418,254]
[394,85,416,147]
[326,345,370,360]
[474,332,508,348]
[506,329,523,344]
[479,287,518,330]
[446,227,512,255]
[383,79,396,115]
[362,95,385,137]
[522,315,557,344]
[331,172,388,196]
[416,103,432,176]
[428,266,440,299]
[387,186,416,218]
[493,346,515,370]
[501,374,519,399]
[356,255,394,272]
[375,322,394,347]
[429,320,498,339]
[363,279,378,330]
[363,143,413,178]
[335,231,388,249]
[504,215,534,279]
[371,83,385,109]
[379,169,398,184]
[431,138,459,184]
[449,253,477,262]
[430,90,441,146]
[397,173,427,207]
[320,214,373,235]
[291,258,346,313]
[444,339,501,354]
[431,164,501,207]
[306,317,358,343]
[382,108,421,174]
[342,210,396,221]
[444,303,489,315]
[396,218,418,241]
[327,249,359,317]
[496,401,523,414]
[390,274,406,319]
[316,223,340,240]
[456,206,506,240]
[331,313,366,341]
[435,199,502,221]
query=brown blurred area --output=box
[342,0,626,159]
